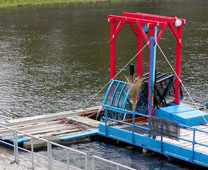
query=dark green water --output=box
[0,0,207,169]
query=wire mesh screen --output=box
[150,116,180,140]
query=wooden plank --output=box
[0,123,66,137]
[0,111,74,126]
[0,106,100,127]
[162,137,207,152]
[67,116,104,128]
[83,106,100,111]
[162,138,190,147]
[0,120,60,134]
[1,125,74,140]
[27,129,82,139]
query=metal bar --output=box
[92,155,136,170]
[84,153,88,170]
[134,125,149,131]
[128,22,138,36]
[47,141,52,170]
[103,80,114,105]
[67,149,70,170]
[195,142,208,148]
[13,130,19,163]
[0,123,87,155]
[174,25,183,104]
[137,28,143,77]
[0,124,86,170]
[176,137,193,143]
[92,156,95,170]
[107,117,150,132]
[134,112,149,117]
[109,15,165,26]
[105,109,108,135]
[156,23,167,43]
[50,141,86,155]
[169,23,183,47]
[132,112,135,143]
[31,137,34,170]
[161,120,164,153]
[110,21,117,79]
[192,128,196,162]
[148,37,156,137]
[110,82,121,106]
[123,12,186,24]
[122,89,131,109]
[194,128,208,134]
[112,20,127,41]
[103,105,150,118]
[107,118,132,126]
[136,21,150,45]
[116,83,127,108]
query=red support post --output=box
[110,21,117,79]
[137,31,143,77]
[175,26,183,104]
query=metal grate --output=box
[150,116,180,139]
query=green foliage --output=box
[0,0,104,8]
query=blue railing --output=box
[103,105,150,143]
[103,104,208,160]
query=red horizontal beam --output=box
[123,12,186,25]
[108,15,165,27]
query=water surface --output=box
[0,0,207,169]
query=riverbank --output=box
[0,0,106,8]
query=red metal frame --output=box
[108,12,186,105]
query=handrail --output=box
[0,123,136,170]
[103,105,208,162]
[92,155,136,170]
[108,118,132,126]
[0,123,87,170]
[103,105,150,118]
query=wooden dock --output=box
[0,106,102,149]
[159,124,208,154]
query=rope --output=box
[52,41,150,133]
[156,42,208,125]
[81,41,150,109]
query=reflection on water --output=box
[0,0,207,169]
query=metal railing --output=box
[92,155,136,170]
[0,123,87,170]
[103,105,208,163]
[0,123,136,170]
[103,105,150,140]
[174,124,208,161]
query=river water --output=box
[0,0,207,169]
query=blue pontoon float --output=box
[98,12,208,168]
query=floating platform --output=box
[0,106,101,150]
[99,103,208,168]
